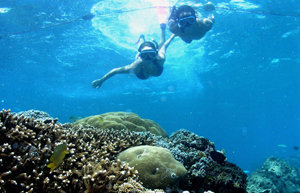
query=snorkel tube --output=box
[136,35,158,52]
[135,34,146,44]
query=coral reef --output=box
[158,129,247,192]
[247,156,300,193]
[200,161,247,193]
[73,112,168,138]
[0,109,155,193]
[168,129,217,168]
[14,109,58,124]
[0,109,247,193]
[117,145,187,189]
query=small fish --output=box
[243,170,251,175]
[69,116,83,122]
[47,143,67,172]
[293,146,299,151]
[277,144,287,148]
[97,116,104,123]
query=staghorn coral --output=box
[0,109,155,193]
[113,177,145,193]
[72,112,168,138]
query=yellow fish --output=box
[97,116,104,123]
[47,143,67,172]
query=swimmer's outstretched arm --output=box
[92,64,133,89]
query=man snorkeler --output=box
[168,3,215,44]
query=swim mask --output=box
[177,15,196,28]
[139,50,157,60]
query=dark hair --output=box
[138,41,157,52]
[175,5,196,19]
[169,6,177,20]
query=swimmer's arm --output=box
[158,34,176,59]
[158,23,166,49]
[91,64,134,89]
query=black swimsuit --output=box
[136,60,163,80]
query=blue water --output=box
[1,0,300,173]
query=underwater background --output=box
[1,0,299,174]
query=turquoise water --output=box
[1,0,300,173]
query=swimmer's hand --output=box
[207,14,215,23]
[92,79,104,89]
[160,23,166,30]
[203,2,215,12]
[81,13,94,20]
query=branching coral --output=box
[0,109,155,193]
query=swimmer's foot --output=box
[92,79,103,89]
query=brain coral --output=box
[73,112,168,138]
[117,145,187,189]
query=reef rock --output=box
[247,156,300,193]
[117,145,187,189]
[161,129,247,192]
[73,112,168,138]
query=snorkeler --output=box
[92,24,175,89]
[168,3,215,44]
